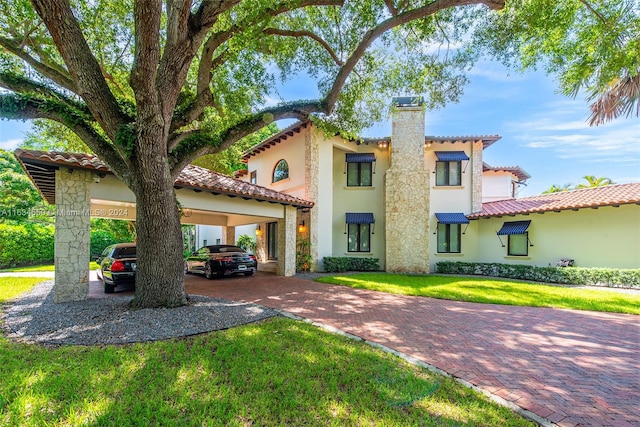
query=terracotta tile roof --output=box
[243,121,502,161]
[469,183,640,219]
[242,121,310,161]
[483,162,531,182]
[14,149,314,208]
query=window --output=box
[345,153,375,187]
[346,212,374,252]
[347,162,372,186]
[437,223,461,253]
[508,234,529,256]
[250,170,257,184]
[272,160,289,183]
[497,220,531,257]
[434,151,468,186]
[435,161,462,186]
[348,223,371,252]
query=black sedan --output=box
[185,245,257,279]
[96,243,136,293]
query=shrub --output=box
[435,261,640,288]
[0,223,54,268]
[90,230,119,259]
[323,257,380,273]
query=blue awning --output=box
[435,212,469,224]
[346,213,375,224]
[435,151,470,161]
[346,153,376,163]
[497,220,531,235]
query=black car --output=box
[96,243,136,293]
[185,245,257,279]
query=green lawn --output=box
[0,262,100,272]
[0,278,534,426]
[316,273,640,315]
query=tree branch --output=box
[180,0,345,134]
[324,0,504,111]
[31,0,126,141]
[264,28,344,66]
[0,93,130,181]
[0,72,90,117]
[384,0,398,16]
[168,100,324,176]
[0,35,77,93]
[578,0,608,26]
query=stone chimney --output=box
[384,97,431,273]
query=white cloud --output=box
[506,101,640,163]
[0,138,23,151]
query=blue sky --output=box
[1,61,638,197]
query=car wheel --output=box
[103,277,115,293]
[204,262,214,280]
[244,271,254,276]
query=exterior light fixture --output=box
[377,141,388,149]
[298,220,306,233]
[256,225,262,236]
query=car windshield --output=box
[115,247,136,258]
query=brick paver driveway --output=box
[164,273,640,426]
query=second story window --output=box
[272,159,289,183]
[435,151,468,186]
[346,153,375,187]
[250,170,257,184]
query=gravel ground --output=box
[1,280,280,346]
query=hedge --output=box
[0,223,123,269]
[322,257,380,272]
[0,223,55,268]
[435,261,640,288]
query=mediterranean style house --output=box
[14,96,640,303]
[232,97,640,271]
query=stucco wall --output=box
[425,143,474,214]
[245,131,307,199]
[473,204,640,269]
[483,172,516,202]
[331,142,389,268]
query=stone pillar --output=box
[54,168,92,302]
[224,226,236,246]
[471,140,483,213]
[277,205,297,276]
[304,128,320,271]
[385,98,430,273]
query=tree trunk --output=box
[129,135,187,309]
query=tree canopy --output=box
[0,149,49,222]
[472,0,640,125]
[542,175,615,193]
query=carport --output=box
[15,149,314,303]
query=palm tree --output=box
[576,175,615,189]
[588,69,640,126]
[542,183,573,194]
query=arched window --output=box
[272,159,289,183]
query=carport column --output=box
[224,226,236,246]
[54,168,91,302]
[277,205,297,276]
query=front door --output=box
[267,221,278,260]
